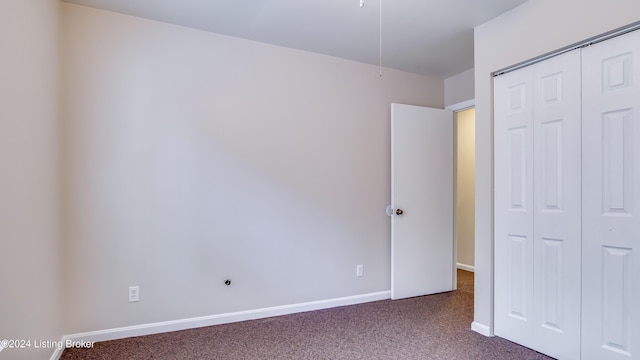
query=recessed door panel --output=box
[601,246,632,356]
[541,238,563,332]
[602,109,633,215]
[509,127,528,210]
[603,52,633,92]
[508,235,528,320]
[542,73,562,104]
[540,120,563,211]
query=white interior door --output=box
[391,103,453,300]
[582,29,640,360]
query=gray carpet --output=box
[61,270,553,359]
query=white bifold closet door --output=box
[494,49,582,360]
[582,29,640,360]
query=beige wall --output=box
[456,108,475,269]
[474,0,640,334]
[60,4,444,334]
[0,0,62,359]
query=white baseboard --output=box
[456,263,475,272]
[50,291,390,360]
[51,346,63,359]
[471,321,493,337]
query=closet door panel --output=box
[582,29,640,360]
[494,66,535,346]
[532,49,582,360]
[495,49,581,359]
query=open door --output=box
[391,103,454,300]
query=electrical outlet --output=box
[356,264,364,277]
[129,286,139,302]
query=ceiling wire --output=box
[361,0,383,77]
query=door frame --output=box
[446,99,475,292]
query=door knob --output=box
[395,208,404,215]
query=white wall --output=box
[0,1,62,359]
[474,0,640,334]
[456,108,475,269]
[445,68,474,108]
[60,4,444,334]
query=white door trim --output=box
[446,99,475,112]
